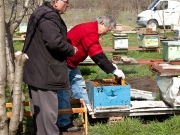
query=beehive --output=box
[87,79,131,109]
[138,34,159,48]
[112,33,129,50]
[161,41,180,61]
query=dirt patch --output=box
[122,25,135,31]
[126,76,159,93]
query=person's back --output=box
[66,21,103,69]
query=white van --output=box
[137,0,180,28]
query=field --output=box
[13,30,180,135]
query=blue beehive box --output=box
[87,79,131,109]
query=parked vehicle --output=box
[136,0,180,28]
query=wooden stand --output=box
[58,99,88,135]
[6,102,31,117]
[6,98,88,135]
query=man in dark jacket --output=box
[22,0,77,135]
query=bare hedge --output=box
[5,0,154,28]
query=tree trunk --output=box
[162,10,166,38]
[5,28,15,97]
[0,0,9,134]
[9,52,28,135]
[0,0,31,134]
[7,0,30,95]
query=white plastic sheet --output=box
[157,76,180,106]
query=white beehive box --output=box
[112,33,128,50]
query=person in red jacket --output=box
[57,14,125,132]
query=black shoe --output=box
[59,123,80,132]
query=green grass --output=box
[14,41,24,52]
[89,115,180,135]
[89,117,143,135]
[80,62,155,80]
[126,50,162,60]
[127,33,140,46]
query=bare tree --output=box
[6,1,29,134]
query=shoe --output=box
[59,123,80,132]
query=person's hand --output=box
[113,69,125,79]
[73,46,78,55]
[112,63,118,69]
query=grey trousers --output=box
[28,85,59,135]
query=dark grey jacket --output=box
[22,2,74,90]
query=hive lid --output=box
[161,41,180,46]
[112,33,128,37]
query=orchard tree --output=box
[0,0,8,134]
[0,0,44,134]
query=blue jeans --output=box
[57,67,90,127]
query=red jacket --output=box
[67,22,103,68]
[66,22,115,74]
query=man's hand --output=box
[113,69,125,79]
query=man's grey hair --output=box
[96,14,116,29]
[44,0,53,4]
[45,0,62,4]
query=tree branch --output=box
[9,0,17,25]
[10,0,30,34]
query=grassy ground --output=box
[12,30,180,135]
[88,115,180,135]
